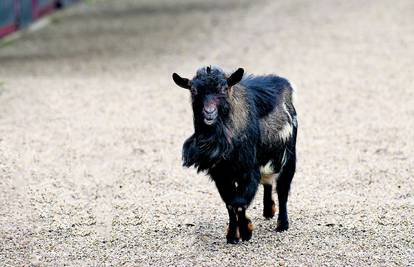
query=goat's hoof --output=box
[226,237,240,244]
[239,219,253,241]
[263,201,276,219]
[276,219,289,232]
[226,226,240,244]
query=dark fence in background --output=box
[0,0,79,38]
[0,0,16,37]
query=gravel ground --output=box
[0,0,413,266]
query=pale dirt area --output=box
[0,0,413,266]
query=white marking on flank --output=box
[283,103,293,123]
[278,122,293,142]
[260,161,274,176]
[278,103,293,142]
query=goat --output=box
[172,66,297,244]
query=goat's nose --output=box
[204,106,216,114]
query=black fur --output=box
[173,66,297,243]
[241,75,290,118]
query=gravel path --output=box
[0,0,413,266]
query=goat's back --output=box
[240,74,296,147]
[240,75,292,118]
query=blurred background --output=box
[0,0,413,266]
[0,0,78,38]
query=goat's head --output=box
[172,66,244,128]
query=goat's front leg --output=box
[226,205,240,244]
[225,206,253,243]
[215,169,259,243]
[229,170,259,242]
[215,182,241,244]
[236,207,253,241]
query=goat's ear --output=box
[227,68,244,87]
[172,73,191,89]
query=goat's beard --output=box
[182,115,233,172]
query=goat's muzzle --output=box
[203,106,218,125]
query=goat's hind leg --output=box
[276,150,296,232]
[261,174,277,219]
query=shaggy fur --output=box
[173,66,297,243]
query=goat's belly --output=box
[259,161,278,185]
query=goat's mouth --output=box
[202,108,218,126]
[204,117,216,125]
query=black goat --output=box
[172,66,297,244]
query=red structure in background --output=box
[34,0,56,19]
[0,0,17,37]
[0,0,79,38]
